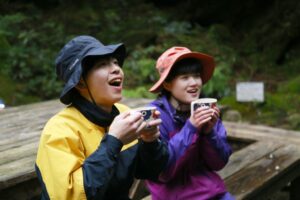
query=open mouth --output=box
[109,78,122,87]
[187,88,198,93]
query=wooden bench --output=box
[1,99,300,200]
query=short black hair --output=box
[81,56,103,78]
[165,58,202,82]
[81,55,121,78]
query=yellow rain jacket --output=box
[35,103,168,200]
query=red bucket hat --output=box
[149,46,215,93]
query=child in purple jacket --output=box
[146,46,234,200]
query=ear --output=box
[75,79,86,90]
[162,82,171,91]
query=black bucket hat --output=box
[55,35,126,105]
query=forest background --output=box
[0,0,299,130]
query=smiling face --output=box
[164,74,202,104]
[78,56,124,111]
[162,58,203,105]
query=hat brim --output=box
[149,52,215,93]
[60,43,126,105]
[85,44,126,66]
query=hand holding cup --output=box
[131,107,162,142]
[190,98,219,133]
[109,111,144,145]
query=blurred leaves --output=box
[0,0,299,130]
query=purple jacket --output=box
[146,96,233,200]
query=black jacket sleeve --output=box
[135,139,169,181]
[82,134,123,199]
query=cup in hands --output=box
[131,106,157,129]
[191,98,217,115]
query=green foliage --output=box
[0,74,41,105]
[203,61,231,98]
[124,46,158,88]
[220,92,300,130]
[277,76,300,94]
[286,114,300,130]
[123,86,156,99]
[259,93,300,129]
[263,93,300,114]
[0,75,16,104]
[219,96,263,117]
[0,13,65,105]
[164,21,194,35]
[0,0,299,131]
[0,3,235,105]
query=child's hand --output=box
[190,106,213,130]
[202,106,220,134]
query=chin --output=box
[190,96,199,101]
[112,95,122,103]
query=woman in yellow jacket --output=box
[35,35,169,200]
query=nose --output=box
[110,62,121,74]
[190,77,197,84]
[189,76,202,86]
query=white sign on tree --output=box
[236,82,264,102]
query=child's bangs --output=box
[166,58,202,81]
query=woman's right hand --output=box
[108,111,144,145]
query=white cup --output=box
[191,98,217,115]
[132,106,156,122]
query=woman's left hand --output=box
[202,106,220,134]
[138,110,162,142]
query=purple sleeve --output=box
[198,119,232,171]
[159,118,232,182]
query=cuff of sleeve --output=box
[101,134,123,157]
[140,139,161,151]
[186,119,198,133]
